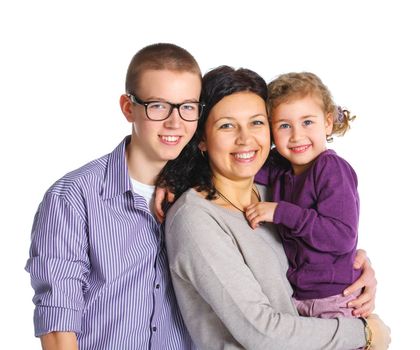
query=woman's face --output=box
[199,92,270,183]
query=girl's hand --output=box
[245,202,277,229]
[344,249,377,317]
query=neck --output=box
[126,142,165,186]
[212,176,257,212]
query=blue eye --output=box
[303,120,313,126]
[279,123,290,129]
[148,102,168,110]
[252,120,265,126]
[180,103,198,112]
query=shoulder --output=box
[165,189,244,249]
[166,189,216,229]
[311,150,358,189]
[314,150,357,175]
[45,153,109,200]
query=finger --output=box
[353,249,367,269]
[348,290,372,309]
[245,210,258,221]
[352,300,375,317]
[344,272,375,296]
[246,204,256,211]
[167,191,175,203]
[155,210,164,224]
[154,188,166,218]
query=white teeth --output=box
[291,145,308,151]
[234,151,255,159]
[161,136,179,142]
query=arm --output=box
[41,332,78,350]
[274,155,359,254]
[25,191,89,337]
[254,163,271,185]
[166,201,367,350]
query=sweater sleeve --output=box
[254,163,271,185]
[273,154,359,254]
[255,151,289,186]
[166,199,365,350]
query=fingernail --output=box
[343,290,349,296]
[348,302,353,307]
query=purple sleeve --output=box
[254,163,271,186]
[25,191,89,336]
[273,155,359,254]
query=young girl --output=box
[245,72,360,319]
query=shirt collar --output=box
[101,136,132,200]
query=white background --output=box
[1,0,418,348]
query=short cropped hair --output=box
[125,43,201,94]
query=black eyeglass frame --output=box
[127,93,205,122]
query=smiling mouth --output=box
[233,151,256,160]
[289,145,311,153]
[160,135,181,144]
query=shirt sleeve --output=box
[166,202,365,350]
[25,190,90,337]
[273,154,359,254]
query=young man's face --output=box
[122,69,201,170]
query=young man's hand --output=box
[154,187,175,223]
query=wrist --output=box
[360,317,373,350]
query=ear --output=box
[198,139,207,152]
[120,94,135,123]
[325,112,334,135]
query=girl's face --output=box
[199,92,270,184]
[271,95,333,175]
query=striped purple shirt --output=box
[25,137,195,350]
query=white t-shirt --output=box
[130,177,155,213]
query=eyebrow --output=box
[142,96,200,103]
[273,114,321,123]
[216,113,267,121]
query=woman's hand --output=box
[366,314,391,349]
[344,249,377,317]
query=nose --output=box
[236,127,252,145]
[164,107,182,128]
[290,126,302,142]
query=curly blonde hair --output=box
[267,72,355,139]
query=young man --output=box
[25,43,202,350]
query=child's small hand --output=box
[245,202,277,229]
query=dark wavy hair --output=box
[157,65,268,200]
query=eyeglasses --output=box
[127,94,205,122]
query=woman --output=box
[160,66,390,349]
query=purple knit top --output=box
[255,149,362,300]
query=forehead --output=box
[271,94,324,119]
[209,92,266,119]
[137,69,201,100]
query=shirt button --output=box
[152,326,157,332]
[156,284,160,289]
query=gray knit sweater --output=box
[165,188,365,350]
